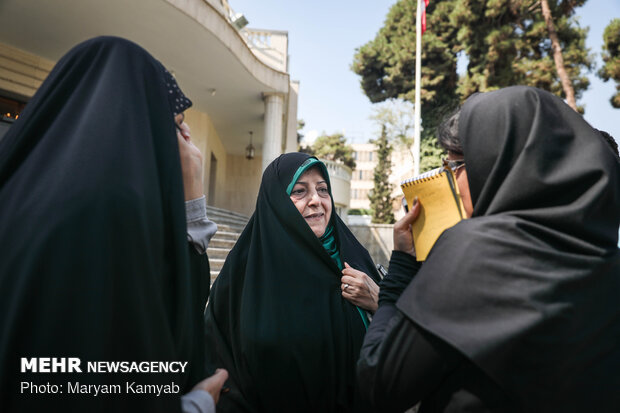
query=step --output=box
[209,271,220,284]
[207,212,250,226]
[213,231,241,241]
[209,238,237,249]
[212,221,244,233]
[206,205,251,221]
[207,247,231,260]
[214,222,247,233]
[207,209,249,221]
[209,258,225,271]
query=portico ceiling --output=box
[0,0,290,155]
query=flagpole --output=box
[413,0,422,176]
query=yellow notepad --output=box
[401,167,466,261]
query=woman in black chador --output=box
[358,86,620,412]
[204,152,381,412]
[0,37,226,412]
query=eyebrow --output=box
[294,180,326,186]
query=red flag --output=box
[421,0,429,34]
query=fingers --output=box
[177,122,192,142]
[342,262,366,278]
[192,368,229,404]
[211,368,229,387]
[395,197,421,231]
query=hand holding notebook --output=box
[401,166,467,261]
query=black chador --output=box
[0,37,209,412]
[205,153,381,412]
[396,87,620,411]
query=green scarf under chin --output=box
[319,225,343,270]
[286,157,369,329]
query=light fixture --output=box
[231,13,249,30]
[245,131,255,160]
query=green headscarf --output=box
[286,157,368,329]
[286,157,342,269]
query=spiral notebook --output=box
[401,167,466,261]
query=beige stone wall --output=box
[0,42,54,99]
[183,109,228,208]
[223,154,263,216]
[347,223,394,268]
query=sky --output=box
[230,0,620,146]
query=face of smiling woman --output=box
[289,167,332,237]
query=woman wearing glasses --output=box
[357,86,620,412]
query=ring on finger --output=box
[344,283,349,290]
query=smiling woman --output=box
[204,152,381,412]
[289,166,332,237]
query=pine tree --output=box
[599,18,620,108]
[352,0,459,145]
[368,125,395,224]
[352,0,594,155]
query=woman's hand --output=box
[341,262,379,312]
[177,122,204,201]
[394,197,421,257]
[192,368,229,404]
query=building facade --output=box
[0,0,298,217]
[350,142,418,219]
[350,143,376,210]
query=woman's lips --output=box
[305,212,324,220]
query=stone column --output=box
[262,92,284,171]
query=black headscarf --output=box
[397,86,620,410]
[0,37,206,412]
[204,152,381,412]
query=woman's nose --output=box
[308,191,320,206]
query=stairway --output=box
[206,205,250,284]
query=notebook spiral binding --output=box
[401,167,444,187]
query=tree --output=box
[305,133,356,170]
[540,0,577,110]
[370,98,444,173]
[352,0,459,145]
[599,18,620,108]
[353,0,594,152]
[454,0,592,107]
[368,125,395,224]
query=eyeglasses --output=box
[442,158,466,173]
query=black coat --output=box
[395,86,620,411]
[205,152,381,412]
[0,37,209,412]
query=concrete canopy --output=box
[0,0,290,155]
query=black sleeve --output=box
[357,251,461,412]
[378,251,421,305]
